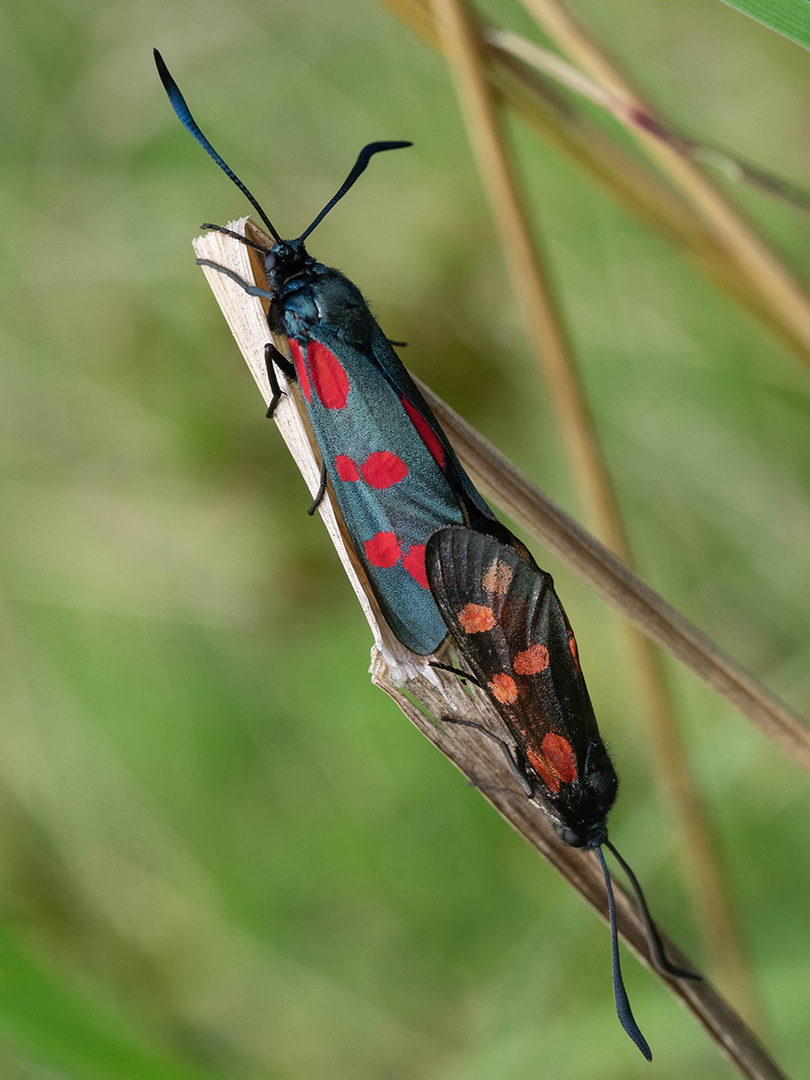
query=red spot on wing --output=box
[513,644,550,675]
[542,733,577,784]
[361,451,408,489]
[289,340,310,401]
[489,673,518,704]
[365,531,401,568]
[309,341,349,409]
[335,455,359,482]
[401,398,446,469]
[401,545,428,589]
[457,604,495,634]
[527,750,561,793]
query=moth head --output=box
[264,238,314,288]
[556,819,608,849]
[153,51,411,258]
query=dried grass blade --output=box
[520,0,810,360]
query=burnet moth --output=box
[154,49,522,656]
[426,526,699,1060]
[155,51,696,1060]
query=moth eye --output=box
[560,827,586,848]
[265,251,277,273]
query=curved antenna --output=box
[605,840,701,981]
[297,141,412,242]
[200,223,273,255]
[154,49,282,242]
[594,846,652,1061]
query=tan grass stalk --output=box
[430,0,759,1021]
[520,0,810,359]
[379,0,810,363]
[488,28,810,214]
[193,220,790,1078]
[429,0,620,547]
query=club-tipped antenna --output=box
[154,49,282,243]
[605,840,701,981]
[594,845,652,1061]
[296,141,412,243]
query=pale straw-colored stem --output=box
[631,637,760,1024]
[488,28,810,214]
[520,0,810,360]
[430,0,760,1021]
[430,0,621,549]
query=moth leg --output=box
[264,342,296,418]
[439,715,534,798]
[262,338,327,515]
[387,339,408,347]
[196,258,275,299]
[307,460,328,516]
[429,661,482,688]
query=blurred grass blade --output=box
[520,0,810,362]
[489,28,810,212]
[720,0,810,50]
[0,927,220,1080]
[381,0,810,366]
[429,0,623,546]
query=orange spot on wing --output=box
[543,733,577,784]
[527,750,561,793]
[482,558,513,595]
[457,604,495,634]
[569,636,579,668]
[526,734,577,792]
[488,673,518,704]
[513,644,549,675]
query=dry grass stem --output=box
[520,0,810,360]
[379,0,810,362]
[487,27,616,109]
[429,0,621,548]
[431,0,757,1019]
[628,636,760,1024]
[194,220,790,1079]
[488,29,810,213]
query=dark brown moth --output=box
[426,525,699,1060]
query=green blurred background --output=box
[1,0,809,1076]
